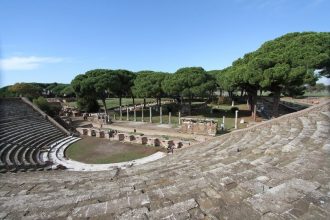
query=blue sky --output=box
[0,0,329,87]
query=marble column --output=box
[235,110,239,129]
[178,111,181,125]
[222,116,225,129]
[134,106,136,121]
[141,107,144,122]
[168,112,171,124]
[149,107,152,123]
[119,106,122,121]
[160,107,163,124]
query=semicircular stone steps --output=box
[0,98,67,173]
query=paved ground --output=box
[0,100,329,219]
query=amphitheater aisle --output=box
[0,100,329,219]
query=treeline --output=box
[71,67,217,114]
[0,82,74,99]
[72,32,330,117]
[0,82,74,116]
[211,32,330,117]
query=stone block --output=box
[141,137,148,145]
[117,133,125,141]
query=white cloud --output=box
[0,56,63,71]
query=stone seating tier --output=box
[0,98,67,172]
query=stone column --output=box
[127,108,129,121]
[178,111,181,125]
[168,112,171,124]
[134,106,136,122]
[232,100,234,106]
[235,110,238,129]
[119,106,122,121]
[222,116,225,129]
[160,107,163,124]
[141,107,144,122]
[149,107,152,123]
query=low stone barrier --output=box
[180,118,217,136]
[76,127,190,149]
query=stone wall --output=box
[76,127,190,149]
[180,118,217,136]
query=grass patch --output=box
[65,137,164,164]
[303,90,330,97]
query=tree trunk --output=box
[259,89,263,96]
[247,88,257,118]
[272,88,281,118]
[143,97,146,107]
[240,88,244,97]
[159,97,162,107]
[132,96,135,105]
[119,96,122,107]
[102,99,108,115]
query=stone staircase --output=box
[0,100,329,219]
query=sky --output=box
[0,0,329,87]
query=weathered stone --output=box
[147,199,198,219]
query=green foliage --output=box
[113,69,136,98]
[1,82,73,98]
[162,67,216,98]
[76,97,100,112]
[9,83,42,99]
[0,86,17,98]
[60,85,75,97]
[32,96,61,116]
[71,69,135,112]
[215,32,330,117]
[132,71,167,99]
[215,68,237,93]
